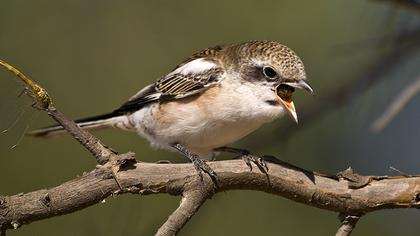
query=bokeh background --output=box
[1,1,419,235]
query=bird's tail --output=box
[27,112,128,138]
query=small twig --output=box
[46,108,114,164]
[335,214,361,236]
[0,59,51,110]
[156,178,214,236]
[0,59,115,164]
[389,166,412,177]
[0,59,123,190]
[371,76,420,132]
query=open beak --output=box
[284,80,314,95]
[279,99,298,123]
[277,80,314,124]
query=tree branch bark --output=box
[156,177,215,236]
[1,156,420,233]
[47,108,115,164]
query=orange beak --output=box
[278,80,314,124]
[279,99,298,124]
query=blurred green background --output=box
[1,0,419,235]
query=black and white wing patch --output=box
[156,58,224,99]
[112,84,160,114]
[110,58,224,114]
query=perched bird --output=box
[29,40,313,179]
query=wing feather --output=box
[155,58,224,98]
[110,49,225,114]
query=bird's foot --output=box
[190,156,218,182]
[214,146,268,173]
[241,155,268,173]
[173,144,218,183]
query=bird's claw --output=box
[241,155,269,173]
[172,143,218,184]
[214,146,268,173]
[191,158,218,182]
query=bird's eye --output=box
[262,66,277,80]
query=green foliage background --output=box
[0,1,419,235]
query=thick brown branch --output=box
[1,158,420,232]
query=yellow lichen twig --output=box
[0,59,52,110]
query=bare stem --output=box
[156,178,214,236]
[335,214,361,236]
[371,76,420,132]
[46,108,115,164]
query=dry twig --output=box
[335,214,361,236]
[371,76,420,132]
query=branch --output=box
[1,157,420,233]
[156,178,214,236]
[0,59,115,164]
[335,214,361,236]
[371,75,420,132]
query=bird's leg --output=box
[172,143,218,182]
[214,146,268,173]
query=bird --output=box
[28,40,314,180]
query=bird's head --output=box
[230,40,314,123]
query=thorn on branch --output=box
[388,166,414,177]
[335,213,361,236]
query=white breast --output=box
[128,76,285,158]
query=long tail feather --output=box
[27,112,127,137]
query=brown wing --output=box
[155,66,223,99]
[112,56,225,115]
[97,45,226,115]
[174,45,224,70]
